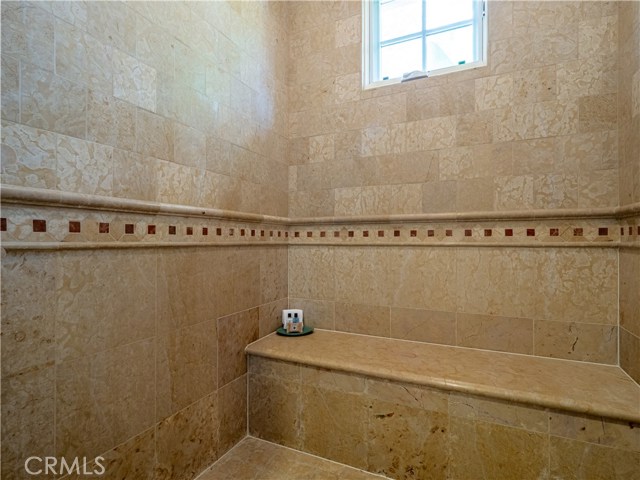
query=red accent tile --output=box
[270,231,273,237]
[33,219,47,232]
[251,229,256,236]
[505,229,513,237]
[240,229,245,236]
[465,229,472,237]
[69,221,81,233]
[295,232,300,238]
[550,228,559,237]
[261,230,265,237]
[410,230,417,237]
[320,231,326,237]
[186,227,193,235]
[527,229,535,237]
[573,228,583,236]
[427,229,434,237]
[99,222,109,234]
[307,231,313,237]
[378,230,384,237]
[484,229,492,237]
[285,232,289,238]
[169,225,176,235]
[637,226,640,235]
[230,228,235,236]
[445,229,452,237]
[629,227,633,235]
[598,227,608,236]
[363,231,369,237]
[394,230,400,237]
[334,231,340,238]
[216,228,222,236]
[125,224,135,234]
[278,231,282,237]
[202,227,208,236]
[148,225,156,235]
[0,218,6,231]
[621,227,624,236]
[348,231,354,237]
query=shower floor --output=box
[197,437,389,480]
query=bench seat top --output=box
[247,329,640,423]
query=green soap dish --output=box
[276,326,314,337]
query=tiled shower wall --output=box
[1,1,289,478]
[286,1,630,365]
[1,0,289,215]
[618,1,640,384]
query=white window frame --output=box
[363,0,488,89]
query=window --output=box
[363,0,487,87]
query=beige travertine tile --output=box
[1,367,55,480]
[300,365,365,394]
[218,375,248,457]
[301,384,368,469]
[289,246,335,301]
[218,308,259,387]
[549,411,640,451]
[620,328,640,385]
[439,143,512,180]
[422,180,457,213]
[408,81,475,119]
[248,374,302,449]
[1,54,20,122]
[289,189,335,217]
[334,184,423,216]
[135,110,173,161]
[56,339,155,460]
[112,150,159,202]
[550,436,640,480]
[1,121,57,189]
[1,251,57,377]
[335,302,390,337]
[390,308,456,346]
[578,168,618,207]
[579,93,617,132]
[249,356,301,383]
[367,399,449,479]
[56,249,155,362]
[405,116,456,152]
[456,177,496,212]
[64,428,156,480]
[21,64,86,138]
[449,418,549,480]
[561,130,618,171]
[259,298,289,338]
[533,173,579,209]
[620,250,640,338]
[156,160,200,206]
[449,394,549,433]
[1,2,54,71]
[579,15,618,59]
[495,175,535,210]
[457,313,533,355]
[86,1,136,55]
[289,298,335,330]
[156,319,217,420]
[475,74,513,110]
[557,55,618,101]
[455,111,494,146]
[513,66,557,105]
[155,393,218,480]
[334,247,392,306]
[534,320,617,364]
[366,378,449,414]
[56,135,114,196]
[87,90,136,151]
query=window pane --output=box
[379,0,422,42]
[380,38,422,80]
[425,0,474,29]
[426,25,474,71]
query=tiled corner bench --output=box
[246,330,640,480]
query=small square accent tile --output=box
[445,229,452,237]
[125,224,135,234]
[427,230,434,237]
[573,228,583,236]
[169,225,176,235]
[629,227,633,235]
[251,229,256,237]
[285,232,289,238]
[363,231,369,237]
[216,228,222,236]
[334,231,340,237]
[241,229,245,236]
[348,231,354,237]
[270,231,274,237]
[465,229,472,237]
[0,218,6,231]
[484,229,492,237]
[394,230,400,237]
[320,231,326,237]
[99,222,109,234]
[33,219,47,232]
[202,227,208,236]
[505,229,513,236]
[526,229,535,237]
[550,228,559,237]
[598,227,608,236]
[378,230,384,237]
[230,228,235,236]
[148,225,156,235]
[637,225,639,235]
[410,230,417,237]
[295,232,300,238]
[620,227,624,236]
[69,221,81,233]
[307,231,313,237]
[186,227,193,235]
[278,231,282,237]
[261,230,265,237]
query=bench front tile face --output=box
[248,355,640,480]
